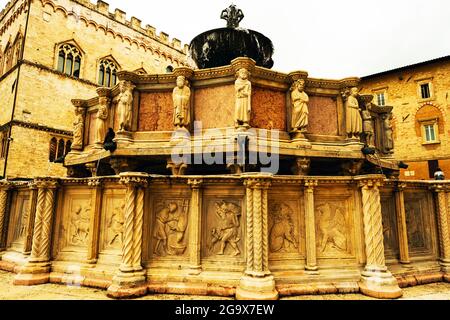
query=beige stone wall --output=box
[361,60,450,179]
[6,125,68,179]
[0,70,17,124]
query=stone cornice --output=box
[0,119,73,136]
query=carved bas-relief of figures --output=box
[290,79,309,135]
[235,68,252,130]
[72,107,85,150]
[153,201,189,257]
[69,204,91,246]
[173,76,191,130]
[317,203,348,254]
[345,87,363,140]
[108,204,125,248]
[95,96,109,145]
[269,202,298,253]
[117,80,136,133]
[209,201,242,256]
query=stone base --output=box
[359,270,403,299]
[106,271,147,299]
[14,262,51,286]
[236,275,279,300]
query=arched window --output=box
[4,43,12,72]
[49,138,57,162]
[57,139,65,159]
[65,140,72,155]
[57,43,81,78]
[0,131,8,159]
[12,34,22,66]
[98,59,119,87]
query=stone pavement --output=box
[0,271,449,300]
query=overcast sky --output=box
[2,0,450,78]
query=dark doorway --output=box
[428,160,439,179]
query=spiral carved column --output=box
[108,172,148,299]
[236,173,278,300]
[357,176,402,299]
[188,179,203,275]
[430,184,450,280]
[304,180,318,273]
[0,181,11,252]
[15,178,59,286]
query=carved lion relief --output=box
[315,201,351,256]
[152,199,190,257]
[268,202,299,253]
[206,200,242,257]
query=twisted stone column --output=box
[86,178,103,265]
[430,184,450,280]
[0,181,11,252]
[357,176,402,299]
[188,179,203,275]
[15,178,59,286]
[304,180,318,273]
[108,173,148,299]
[236,173,278,300]
[395,183,411,265]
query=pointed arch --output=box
[55,40,84,78]
[98,55,121,87]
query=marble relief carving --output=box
[208,201,242,256]
[107,203,125,248]
[269,202,298,253]
[153,200,190,257]
[69,204,91,246]
[316,202,349,255]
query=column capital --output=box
[88,177,104,188]
[119,172,149,188]
[355,175,385,189]
[188,178,204,189]
[0,180,12,191]
[429,183,449,193]
[304,179,318,190]
[242,173,273,189]
[27,181,38,190]
[34,177,59,189]
[395,182,408,192]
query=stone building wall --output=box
[360,58,450,180]
[0,0,188,179]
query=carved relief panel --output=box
[380,192,399,259]
[202,194,245,265]
[6,191,30,250]
[404,191,436,257]
[150,198,190,258]
[314,194,355,259]
[99,188,126,258]
[58,190,91,254]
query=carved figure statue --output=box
[317,203,347,253]
[72,107,85,149]
[345,87,363,139]
[220,4,244,29]
[362,107,375,147]
[383,113,394,152]
[108,204,124,247]
[117,81,135,132]
[234,68,252,129]
[209,201,241,256]
[172,76,191,129]
[290,79,309,133]
[153,201,189,256]
[269,203,298,253]
[70,204,90,246]
[95,97,109,145]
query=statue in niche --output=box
[290,79,309,133]
[172,76,191,129]
[269,202,298,253]
[209,201,241,256]
[108,204,125,247]
[72,107,84,149]
[383,113,394,152]
[345,87,363,139]
[405,203,425,248]
[362,105,375,147]
[317,203,347,253]
[70,204,90,246]
[234,68,252,129]
[95,97,109,145]
[153,201,189,256]
[220,4,244,29]
[117,81,135,132]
